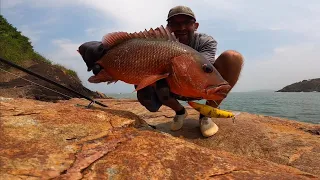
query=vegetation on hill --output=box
[277,78,320,92]
[0,15,109,101]
[0,15,78,78]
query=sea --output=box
[105,91,320,124]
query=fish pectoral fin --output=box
[134,73,169,91]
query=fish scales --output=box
[99,38,191,84]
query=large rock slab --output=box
[0,97,319,179]
[100,98,320,177]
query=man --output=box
[136,6,243,137]
[78,5,243,137]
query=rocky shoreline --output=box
[277,78,320,92]
[0,62,111,102]
[1,97,319,179]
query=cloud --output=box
[1,0,24,8]
[85,28,99,37]
[78,0,176,32]
[46,39,84,81]
[19,25,43,45]
[2,0,320,93]
[1,0,75,8]
[4,0,320,38]
[47,39,83,77]
[218,0,320,39]
[233,42,320,92]
[4,0,320,33]
[51,39,80,58]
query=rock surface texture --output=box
[1,97,319,179]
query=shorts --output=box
[136,85,163,112]
[136,79,202,112]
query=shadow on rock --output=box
[151,118,209,139]
[73,103,147,128]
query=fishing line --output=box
[0,68,157,128]
[0,57,108,107]
[0,67,74,100]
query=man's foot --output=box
[170,111,188,131]
[199,117,219,137]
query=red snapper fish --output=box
[82,25,231,100]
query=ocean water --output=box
[105,92,320,124]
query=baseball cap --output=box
[167,6,196,21]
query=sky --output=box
[1,0,320,93]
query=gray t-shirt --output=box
[189,32,218,64]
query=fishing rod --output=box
[0,56,108,108]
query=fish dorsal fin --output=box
[102,25,178,48]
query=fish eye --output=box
[92,64,102,75]
[202,64,213,73]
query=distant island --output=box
[276,78,320,92]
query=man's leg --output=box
[155,79,187,131]
[209,50,244,106]
[200,50,244,137]
[136,85,163,112]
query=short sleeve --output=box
[198,35,218,64]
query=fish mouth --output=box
[88,74,103,83]
[88,69,114,83]
[205,83,231,98]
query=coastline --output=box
[104,92,320,125]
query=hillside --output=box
[0,15,107,101]
[277,78,320,92]
[0,15,53,67]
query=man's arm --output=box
[198,35,218,64]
